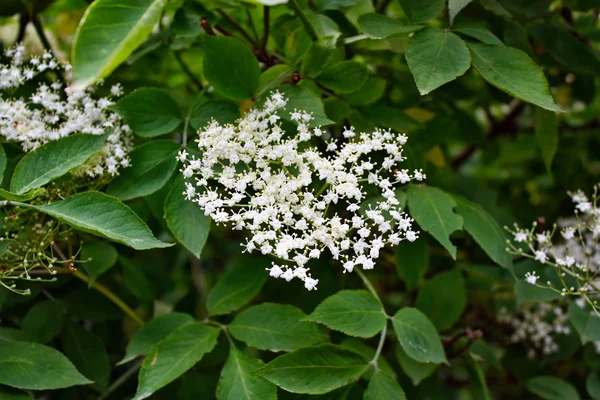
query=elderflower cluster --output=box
[506,185,600,310]
[0,45,132,178]
[498,304,571,358]
[180,92,425,290]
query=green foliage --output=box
[229,303,328,351]
[0,341,91,390]
[112,88,182,137]
[80,242,118,285]
[21,301,63,343]
[254,345,368,394]
[526,376,581,400]
[364,371,406,400]
[415,269,466,330]
[216,346,277,400]
[108,140,179,200]
[10,134,108,194]
[308,290,386,338]
[392,307,447,364]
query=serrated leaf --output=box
[407,185,463,259]
[453,21,503,45]
[468,43,560,112]
[21,301,63,343]
[526,376,580,400]
[0,188,45,202]
[398,0,445,23]
[134,323,220,400]
[111,88,182,137]
[464,354,492,400]
[254,344,368,394]
[206,257,269,316]
[449,0,473,24]
[396,236,429,290]
[395,345,437,385]
[406,28,471,95]
[81,242,118,285]
[364,372,407,400]
[62,320,110,393]
[107,140,179,200]
[229,303,327,352]
[203,35,261,100]
[391,307,447,364]
[216,346,276,400]
[568,302,600,343]
[535,107,558,177]
[10,134,108,194]
[316,61,369,93]
[454,195,512,269]
[0,341,91,390]
[357,13,423,39]
[72,0,168,89]
[119,312,195,365]
[302,36,337,77]
[308,290,386,338]
[33,192,171,250]
[189,99,240,131]
[165,175,211,258]
[415,269,466,331]
[278,85,333,127]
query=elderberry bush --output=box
[1,1,600,399]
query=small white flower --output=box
[304,276,318,291]
[525,272,539,285]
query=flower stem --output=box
[370,323,387,371]
[173,51,202,91]
[355,268,382,306]
[68,268,145,326]
[97,359,143,400]
[288,0,318,41]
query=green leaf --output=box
[587,371,600,399]
[0,386,33,400]
[10,134,108,194]
[453,21,504,45]
[526,376,580,400]
[346,77,386,106]
[216,346,277,400]
[535,107,558,177]
[407,185,463,259]
[189,99,240,131]
[0,188,45,202]
[62,320,110,393]
[308,290,386,338]
[107,141,179,200]
[71,0,168,89]
[396,236,429,290]
[415,269,466,331]
[316,61,369,93]
[203,35,261,100]
[254,344,368,394]
[530,23,600,76]
[119,312,195,365]
[467,43,560,112]
[449,0,473,24]
[121,256,154,303]
[278,85,334,127]
[165,175,211,258]
[206,258,269,316]
[134,323,220,400]
[391,307,447,364]
[33,192,171,250]
[21,301,63,343]
[395,345,437,385]
[357,13,423,39]
[464,354,492,400]
[398,0,445,23]
[229,303,328,352]
[302,36,337,77]
[568,302,600,343]
[454,195,512,269]
[111,88,182,137]
[0,341,91,390]
[364,372,406,400]
[0,144,6,186]
[81,242,118,285]
[339,338,396,379]
[406,28,471,95]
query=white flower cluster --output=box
[0,45,132,178]
[498,304,571,358]
[180,92,425,290]
[506,185,600,311]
